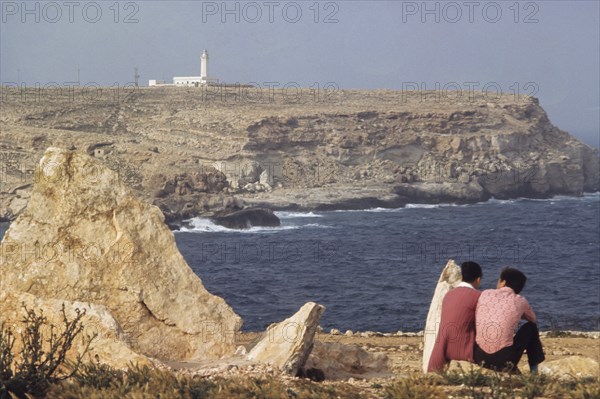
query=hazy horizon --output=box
[1,1,598,147]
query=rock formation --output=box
[539,356,600,380]
[422,259,462,372]
[304,341,390,380]
[212,207,280,229]
[247,302,325,375]
[0,148,242,363]
[1,89,598,222]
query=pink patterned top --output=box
[475,286,536,354]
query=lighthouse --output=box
[201,50,209,82]
[151,49,219,87]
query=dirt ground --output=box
[237,331,600,375]
[230,331,599,398]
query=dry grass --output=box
[2,318,598,399]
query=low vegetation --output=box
[48,364,366,399]
[1,312,598,398]
[439,365,599,399]
[0,305,95,399]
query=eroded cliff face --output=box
[1,87,597,221]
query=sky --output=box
[1,0,599,147]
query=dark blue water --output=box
[2,194,599,332]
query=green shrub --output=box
[0,305,94,399]
[0,325,16,384]
[384,375,447,399]
[48,365,216,399]
[49,364,368,399]
[69,360,124,390]
[566,378,600,399]
[516,373,550,399]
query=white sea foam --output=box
[275,211,323,219]
[362,207,400,212]
[488,193,599,204]
[303,223,332,228]
[176,218,298,234]
[487,198,518,205]
[405,203,441,209]
[332,207,401,213]
[175,217,329,234]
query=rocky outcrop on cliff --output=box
[247,302,325,376]
[1,89,597,221]
[0,148,242,363]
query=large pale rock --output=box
[0,291,151,369]
[247,302,325,375]
[539,356,600,380]
[422,259,462,372]
[0,148,242,361]
[304,341,390,380]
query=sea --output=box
[1,193,599,333]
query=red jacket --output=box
[428,286,481,372]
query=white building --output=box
[150,50,219,87]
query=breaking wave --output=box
[274,211,323,219]
[176,217,330,234]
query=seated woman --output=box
[428,261,483,372]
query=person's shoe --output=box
[530,364,538,374]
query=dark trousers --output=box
[474,322,545,372]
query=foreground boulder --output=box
[0,148,242,362]
[247,302,324,375]
[539,356,600,380]
[422,260,462,372]
[304,341,390,380]
[212,207,280,229]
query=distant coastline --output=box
[1,89,598,226]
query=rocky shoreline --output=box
[1,88,598,225]
[0,147,598,399]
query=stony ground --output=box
[163,331,600,399]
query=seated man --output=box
[428,261,483,372]
[474,268,545,373]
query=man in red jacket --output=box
[428,261,483,372]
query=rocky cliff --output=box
[1,87,597,223]
[0,148,242,362]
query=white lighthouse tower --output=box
[201,49,209,82]
[152,49,219,87]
